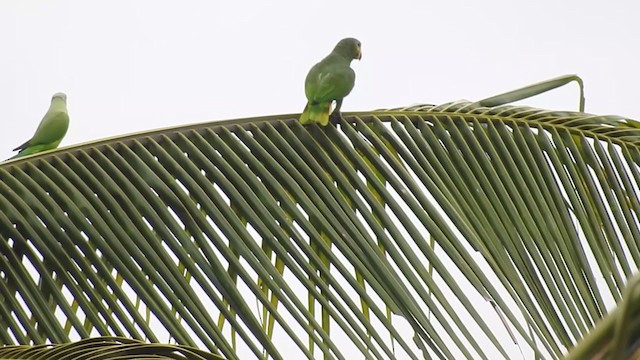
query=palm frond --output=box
[1,100,639,359]
[0,336,224,359]
[565,273,640,360]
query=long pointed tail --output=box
[5,152,22,161]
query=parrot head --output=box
[52,92,67,102]
[335,38,362,61]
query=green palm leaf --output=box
[1,92,639,358]
[0,336,224,359]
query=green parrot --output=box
[299,37,362,126]
[8,92,69,160]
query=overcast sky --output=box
[2,1,639,358]
[1,0,639,160]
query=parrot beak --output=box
[356,48,362,60]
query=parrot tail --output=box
[299,102,331,126]
[5,151,24,161]
[12,140,31,152]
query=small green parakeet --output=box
[300,38,362,126]
[9,92,69,160]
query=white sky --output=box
[2,1,639,358]
[1,0,639,160]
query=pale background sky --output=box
[1,1,639,160]
[2,1,639,358]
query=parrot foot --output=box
[329,111,344,123]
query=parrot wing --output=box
[305,60,356,104]
[13,109,69,151]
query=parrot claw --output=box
[330,111,344,123]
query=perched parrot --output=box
[8,92,69,160]
[299,37,362,126]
